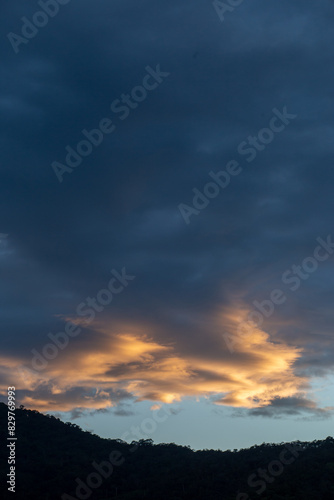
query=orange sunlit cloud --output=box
[4,308,311,413]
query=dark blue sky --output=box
[1,0,334,449]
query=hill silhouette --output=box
[1,402,334,499]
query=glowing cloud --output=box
[5,309,314,414]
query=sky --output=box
[1,0,334,451]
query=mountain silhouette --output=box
[1,402,334,499]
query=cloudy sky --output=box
[1,0,334,450]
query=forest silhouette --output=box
[1,402,333,499]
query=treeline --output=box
[0,403,333,499]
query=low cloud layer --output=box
[2,311,330,417]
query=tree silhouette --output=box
[0,403,333,500]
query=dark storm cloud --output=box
[1,0,334,416]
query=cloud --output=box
[4,310,326,416]
[1,0,334,421]
[247,396,334,419]
[150,404,162,411]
